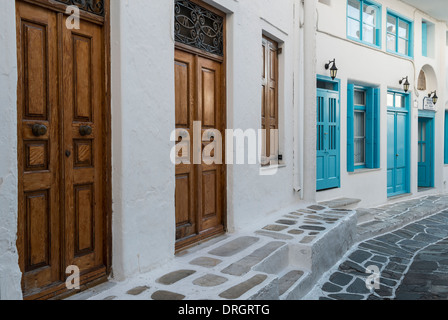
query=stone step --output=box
[319,198,361,210]
[356,208,383,226]
[278,268,311,300]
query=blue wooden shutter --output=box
[373,87,381,168]
[365,88,374,168]
[347,84,355,172]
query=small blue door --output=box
[387,91,409,197]
[418,117,433,188]
[317,89,340,191]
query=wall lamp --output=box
[399,76,410,93]
[428,91,438,105]
[325,59,338,80]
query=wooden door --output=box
[174,49,225,251]
[16,0,110,300]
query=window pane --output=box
[348,18,360,39]
[420,121,426,140]
[395,94,405,108]
[387,93,394,107]
[387,15,396,34]
[355,138,366,164]
[363,3,377,26]
[420,143,426,162]
[354,90,366,106]
[398,20,409,39]
[354,111,365,137]
[348,0,361,19]
[387,34,396,52]
[398,38,408,55]
[363,24,376,44]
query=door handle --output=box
[32,124,48,137]
[79,125,93,136]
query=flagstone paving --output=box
[67,194,448,301]
[306,207,448,300]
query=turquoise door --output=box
[317,89,340,191]
[387,91,409,197]
[418,117,434,188]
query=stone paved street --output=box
[67,194,448,301]
[306,208,448,300]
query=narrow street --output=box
[307,209,448,300]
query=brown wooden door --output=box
[16,0,109,300]
[175,49,225,250]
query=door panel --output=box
[16,1,62,295]
[387,109,409,197]
[175,50,196,242]
[62,17,105,274]
[316,89,340,191]
[174,49,225,250]
[16,0,109,299]
[418,118,433,188]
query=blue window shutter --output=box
[347,84,355,172]
[366,88,374,168]
[373,88,381,168]
[422,22,428,57]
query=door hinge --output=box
[277,48,283,55]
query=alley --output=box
[307,209,448,300]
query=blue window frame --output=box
[386,10,413,58]
[347,84,380,172]
[347,0,382,48]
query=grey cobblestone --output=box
[309,200,448,300]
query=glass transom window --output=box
[347,0,381,47]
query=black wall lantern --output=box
[325,59,338,80]
[399,76,410,93]
[428,91,438,105]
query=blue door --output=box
[317,89,340,191]
[387,91,409,197]
[418,117,434,188]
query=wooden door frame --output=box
[16,0,112,300]
[174,0,227,251]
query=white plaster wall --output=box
[0,0,23,300]
[215,0,305,231]
[111,0,308,278]
[110,0,176,280]
[314,0,447,207]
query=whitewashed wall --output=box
[111,0,307,279]
[314,0,447,207]
[0,0,22,300]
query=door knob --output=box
[79,125,92,136]
[65,150,71,158]
[32,124,47,137]
[396,154,400,157]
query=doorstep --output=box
[67,202,358,300]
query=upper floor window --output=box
[386,11,413,58]
[347,0,381,47]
